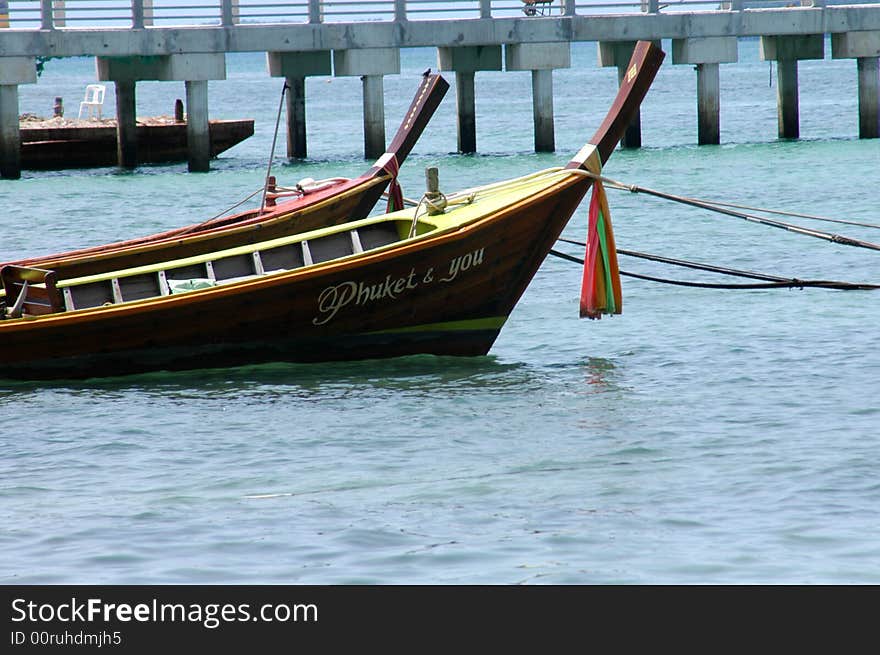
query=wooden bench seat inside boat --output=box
[57,219,411,312]
[1,265,64,317]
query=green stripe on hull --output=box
[367,316,508,336]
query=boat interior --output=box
[1,166,578,320]
[2,216,430,319]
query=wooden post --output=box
[857,57,879,139]
[114,80,138,168]
[696,62,721,145]
[286,76,307,158]
[0,84,21,179]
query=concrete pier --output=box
[857,57,880,138]
[333,48,400,159]
[438,46,502,154]
[832,31,880,139]
[673,37,738,145]
[267,51,332,159]
[506,43,571,153]
[0,56,36,179]
[0,84,21,179]
[362,75,386,160]
[760,35,825,140]
[98,53,225,169]
[3,3,880,172]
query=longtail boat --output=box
[0,42,664,380]
[6,71,449,281]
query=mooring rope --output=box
[550,242,880,291]
[701,199,880,231]
[570,169,880,252]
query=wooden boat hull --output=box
[0,178,587,380]
[0,43,664,380]
[20,119,255,170]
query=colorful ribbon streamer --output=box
[580,179,623,319]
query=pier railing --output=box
[6,0,871,30]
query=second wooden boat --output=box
[7,71,449,281]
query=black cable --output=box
[547,249,880,291]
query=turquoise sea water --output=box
[1,40,878,584]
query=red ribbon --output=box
[381,154,405,213]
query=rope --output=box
[549,245,880,291]
[569,169,880,253]
[704,199,880,231]
[174,186,265,237]
[382,191,419,208]
[558,237,790,282]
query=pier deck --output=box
[1,1,878,177]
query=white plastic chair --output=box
[78,84,106,120]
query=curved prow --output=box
[566,41,665,171]
[366,70,450,176]
[348,71,449,219]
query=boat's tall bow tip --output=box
[566,40,666,171]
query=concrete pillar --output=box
[0,57,37,179]
[333,48,400,159]
[438,46,502,154]
[672,37,738,145]
[286,76,307,159]
[832,31,880,140]
[267,51,331,159]
[0,84,21,179]
[531,70,554,152]
[362,75,386,160]
[695,64,720,145]
[760,35,824,140]
[776,60,800,139]
[185,79,210,172]
[506,43,570,153]
[598,41,643,148]
[857,58,879,139]
[455,72,476,154]
[114,80,138,168]
[98,53,226,170]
